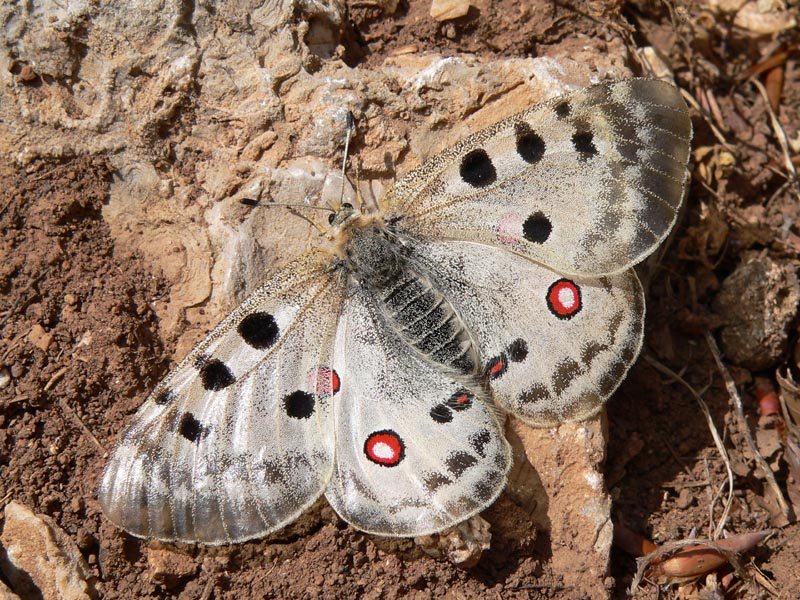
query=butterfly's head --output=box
[326,201,385,259]
[327,202,361,230]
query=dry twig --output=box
[749,78,799,201]
[58,398,107,458]
[644,355,735,539]
[679,88,732,148]
[705,332,793,522]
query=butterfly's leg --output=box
[287,207,332,239]
[352,163,369,214]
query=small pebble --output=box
[71,496,85,514]
[18,64,37,82]
[430,0,471,21]
[676,488,693,510]
[0,366,10,389]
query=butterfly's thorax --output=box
[343,220,479,376]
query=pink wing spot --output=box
[310,366,341,397]
[546,279,583,319]
[364,430,405,467]
[495,212,524,245]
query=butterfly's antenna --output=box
[240,199,334,213]
[239,199,333,237]
[336,111,356,211]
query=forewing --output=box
[410,240,644,426]
[383,79,691,276]
[324,286,511,536]
[99,250,344,544]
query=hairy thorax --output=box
[336,213,479,376]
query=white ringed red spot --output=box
[310,366,340,397]
[364,430,405,467]
[546,279,582,320]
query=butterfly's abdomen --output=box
[382,272,478,374]
[346,226,479,375]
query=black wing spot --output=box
[581,342,608,368]
[469,429,492,458]
[572,129,597,158]
[459,149,497,188]
[423,472,453,492]
[552,358,582,396]
[446,451,478,477]
[599,360,628,396]
[514,122,546,164]
[484,354,507,380]
[198,358,236,391]
[554,100,571,119]
[446,389,473,412]
[520,383,551,406]
[621,342,637,363]
[473,470,502,502]
[430,403,454,424]
[178,412,206,443]
[238,312,279,350]
[522,212,552,243]
[506,338,528,362]
[283,390,315,419]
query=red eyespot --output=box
[547,279,582,319]
[364,430,405,467]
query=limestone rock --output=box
[0,501,96,600]
[506,415,613,600]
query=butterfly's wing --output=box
[383,78,691,277]
[408,239,643,426]
[323,285,511,536]
[99,250,345,544]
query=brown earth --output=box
[2,0,800,599]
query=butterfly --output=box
[98,78,692,544]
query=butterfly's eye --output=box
[328,213,336,224]
[343,203,353,210]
